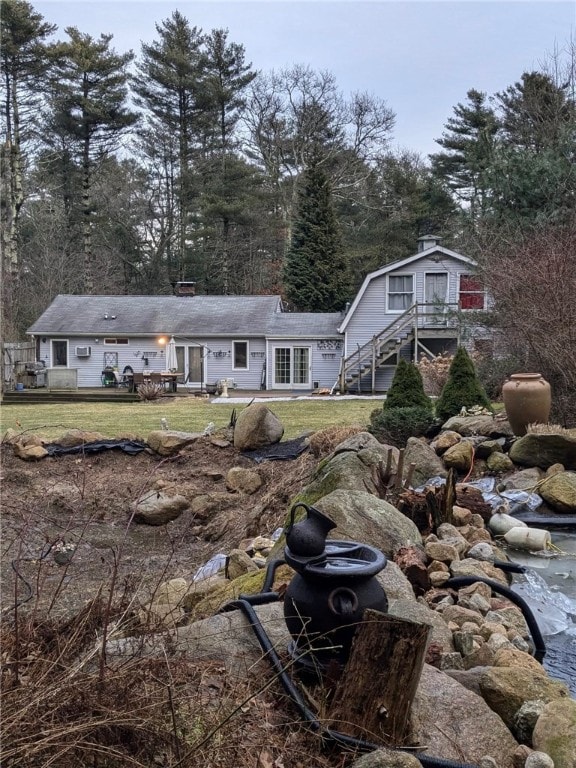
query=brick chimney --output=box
[417,235,443,253]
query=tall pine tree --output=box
[132,12,205,284]
[1,0,55,336]
[430,89,498,225]
[284,155,348,312]
[46,28,137,293]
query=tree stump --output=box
[327,610,430,746]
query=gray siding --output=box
[37,335,270,389]
[265,336,342,390]
[344,255,477,356]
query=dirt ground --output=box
[0,437,317,620]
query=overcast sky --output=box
[34,0,575,157]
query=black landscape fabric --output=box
[45,440,148,456]
[242,436,309,463]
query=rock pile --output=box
[7,409,576,768]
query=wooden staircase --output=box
[337,303,460,394]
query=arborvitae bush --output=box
[435,346,492,421]
[369,405,437,447]
[384,359,433,412]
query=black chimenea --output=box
[283,502,388,680]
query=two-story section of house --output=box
[337,235,487,393]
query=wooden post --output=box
[327,610,430,746]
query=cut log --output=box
[455,482,492,522]
[327,610,430,746]
[396,490,432,534]
[394,545,430,596]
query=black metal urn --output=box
[283,503,388,675]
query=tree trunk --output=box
[82,135,94,294]
[327,610,430,746]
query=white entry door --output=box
[273,346,310,389]
[424,272,448,325]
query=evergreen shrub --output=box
[369,405,437,447]
[435,346,492,421]
[384,359,433,412]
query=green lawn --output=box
[0,397,381,441]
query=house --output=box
[25,236,487,393]
[26,293,343,391]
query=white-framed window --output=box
[51,339,68,367]
[387,274,414,311]
[103,338,129,345]
[459,274,486,310]
[233,340,249,370]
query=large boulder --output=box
[314,489,422,558]
[52,429,107,447]
[133,490,190,525]
[298,433,398,504]
[147,430,204,456]
[443,440,474,472]
[411,664,519,767]
[479,665,570,730]
[538,471,576,513]
[375,561,418,602]
[509,433,576,470]
[233,403,284,450]
[499,467,544,491]
[13,441,48,460]
[532,698,576,768]
[225,466,263,495]
[403,437,447,488]
[442,415,513,438]
[387,598,454,653]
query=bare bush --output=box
[308,424,366,457]
[477,220,576,426]
[416,353,453,396]
[137,381,165,401]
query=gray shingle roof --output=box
[27,295,342,339]
[266,312,342,337]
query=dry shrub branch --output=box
[478,219,576,425]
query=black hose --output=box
[492,559,527,574]
[222,594,479,768]
[445,576,546,662]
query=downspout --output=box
[414,303,419,363]
[371,336,376,394]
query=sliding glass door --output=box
[273,346,310,388]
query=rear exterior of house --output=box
[24,237,487,394]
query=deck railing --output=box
[338,302,461,394]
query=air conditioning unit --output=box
[75,345,92,357]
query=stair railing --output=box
[338,302,461,393]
